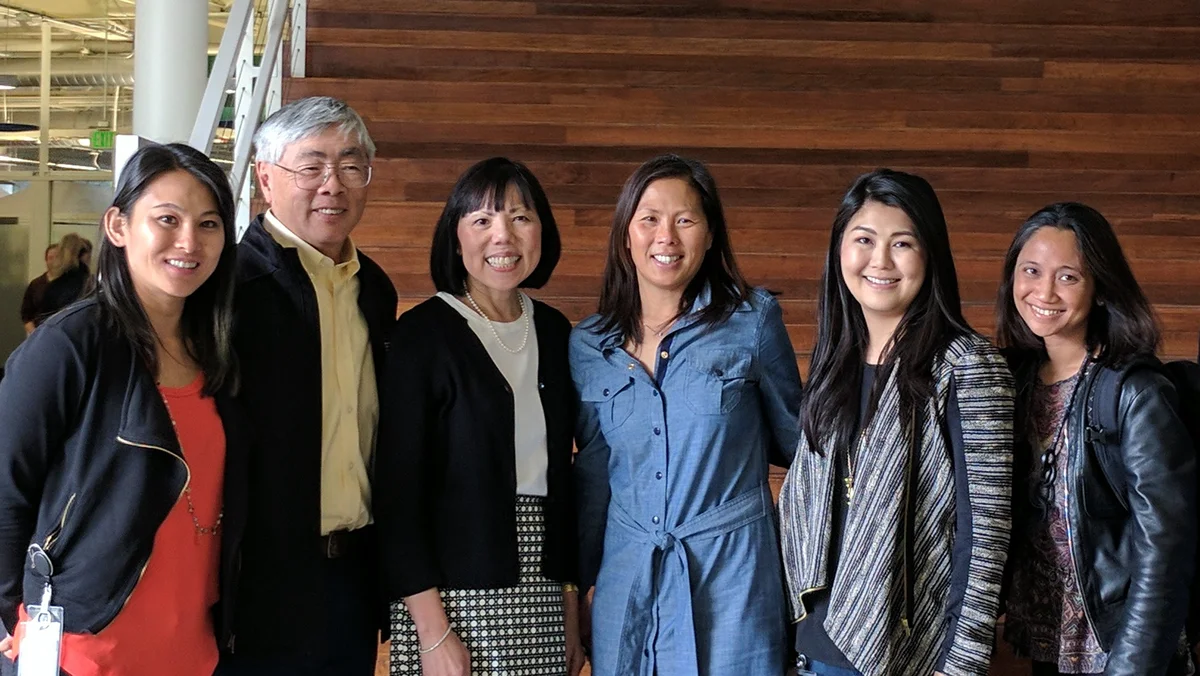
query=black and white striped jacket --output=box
[779,332,1014,676]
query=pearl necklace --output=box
[463,290,530,354]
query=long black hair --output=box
[995,201,1159,370]
[802,169,971,454]
[594,154,749,343]
[428,157,561,294]
[96,143,238,396]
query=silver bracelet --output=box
[418,625,453,655]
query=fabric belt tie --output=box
[608,482,772,676]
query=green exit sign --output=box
[89,129,116,149]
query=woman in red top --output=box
[0,143,247,676]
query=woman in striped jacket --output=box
[778,168,1015,676]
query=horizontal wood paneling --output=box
[295,0,1200,368]
[302,6,1200,674]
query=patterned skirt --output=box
[389,495,567,675]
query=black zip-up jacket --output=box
[0,299,248,644]
[375,296,578,599]
[229,217,396,655]
[1010,357,1196,675]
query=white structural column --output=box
[28,21,53,281]
[38,21,50,173]
[132,0,208,143]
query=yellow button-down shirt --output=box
[264,211,376,535]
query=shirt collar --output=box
[263,210,360,278]
[596,282,731,353]
[686,283,714,315]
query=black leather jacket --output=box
[1012,359,1196,675]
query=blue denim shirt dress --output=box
[571,286,803,676]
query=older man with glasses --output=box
[217,96,397,676]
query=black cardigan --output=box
[0,299,248,644]
[375,296,578,599]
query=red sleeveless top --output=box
[18,375,225,676]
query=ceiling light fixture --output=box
[0,74,16,90]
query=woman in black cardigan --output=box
[376,157,583,676]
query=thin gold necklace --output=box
[642,317,675,339]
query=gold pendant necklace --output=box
[642,318,675,339]
[844,427,868,505]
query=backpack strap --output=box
[1084,356,1163,502]
[1085,363,1128,498]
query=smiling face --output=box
[103,169,225,313]
[840,200,927,327]
[456,183,542,298]
[255,126,369,261]
[626,177,712,300]
[1012,226,1095,350]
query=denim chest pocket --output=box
[684,349,754,415]
[581,374,636,430]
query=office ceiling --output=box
[0,0,234,169]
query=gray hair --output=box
[253,96,376,164]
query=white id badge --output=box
[16,605,63,676]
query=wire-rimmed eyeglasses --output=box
[272,162,372,190]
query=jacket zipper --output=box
[1064,415,1101,642]
[42,493,77,552]
[793,585,828,623]
[113,435,190,620]
[899,409,917,636]
[795,426,856,624]
[901,508,911,634]
[901,482,912,635]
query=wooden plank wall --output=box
[294,0,1200,374]
[291,4,1198,673]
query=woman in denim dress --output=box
[571,154,803,676]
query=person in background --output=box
[572,154,802,675]
[215,96,396,676]
[377,157,584,676]
[19,244,59,335]
[79,237,93,271]
[778,169,1014,676]
[37,233,91,325]
[0,142,247,676]
[997,202,1196,675]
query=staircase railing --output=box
[193,0,306,236]
[113,0,305,237]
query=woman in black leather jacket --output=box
[995,202,1196,676]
